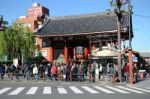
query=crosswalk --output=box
[0,85,150,96]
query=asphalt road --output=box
[0,81,150,99]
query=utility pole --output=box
[109,0,133,83]
[128,0,133,84]
[109,0,123,82]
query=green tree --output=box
[1,22,35,62]
[0,20,8,60]
[0,31,4,59]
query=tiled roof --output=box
[140,52,150,58]
[35,12,130,36]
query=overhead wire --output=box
[133,14,150,19]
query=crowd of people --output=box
[0,61,98,82]
[0,61,149,83]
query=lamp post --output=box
[110,0,123,82]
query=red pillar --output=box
[129,49,133,84]
[73,48,76,60]
[84,48,89,59]
[64,46,68,63]
[49,47,53,63]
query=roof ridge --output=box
[50,12,107,20]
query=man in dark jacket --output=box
[0,64,5,79]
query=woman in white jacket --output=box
[33,64,38,80]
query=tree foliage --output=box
[0,22,35,61]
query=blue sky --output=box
[0,0,150,52]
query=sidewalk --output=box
[128,77,150,90]
[1,75,141,86]
[0,74,130,86]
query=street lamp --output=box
[109,0,123,82]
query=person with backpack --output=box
[10,64,16,80]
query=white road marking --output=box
[93,86,115,93]
[105,86,129,93]
[43,87,51,94]
[117,86,144,93]
[57,87,68,94]
[8,87,25,95]
[1,85,148,96]
[81,86,99,93]
[128,86,150,93]
[69,86,83,94]
[26,87,38,95]
[0,88,11,94]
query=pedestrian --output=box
[15,64,21,79]
[7,64,11,79]
[109,64,115,82]
[47,63,52,80]
[51,63,57,81]
[107,63,111,81]
[133,63,138,83]
[93,61,99,81]
[77,64,81,81]
[10,64,16,80]
[42,64,47,81]
[65,63,71,81]
[99,63,103,80]
[24,64,30,80]
[79,63,84,82]
[91,63,96,82]
[114,63,120,82]
[0,64,2,79]
[57,64,61,80]
[123,63,129,83]
[145,64,150,77]
[59,63,64,81]
[63,63,67,81]
[4,64,8,79]
[38,64,43,80]
[33,64,38,80]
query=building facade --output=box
[16,3,133,64]
[140,52,150,65]
[35,12,131,63]
[16,3,49,32]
